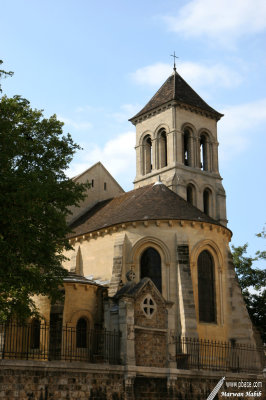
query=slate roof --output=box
[129,69,223,121]
[113,278,160,299]
[68,183,221,238]
[63,271,101,286]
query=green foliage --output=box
[0,80,88,321]
[0,60,13,92]
[232,230,266,342]
[255,225,266,261]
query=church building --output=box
[59,65,255,350]
[2,66,263,400]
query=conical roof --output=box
[129,69,223,122]
[68,183,222,238]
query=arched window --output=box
[187,184,195,206]
[198,250,216,323]
[200,134,208,171]
[30,319,40,349]
[76,318,88,348]
[143,135,152,174]
[158,129,167,168]
[140,247,162,292]
[203,188,211,216]
[183,129,191,166]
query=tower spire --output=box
[170,52,178,72]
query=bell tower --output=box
[129,66,227,226]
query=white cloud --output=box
[58,115,93,131]
[163,0,266,45]
[219,98,266,161]
[180,62,242,89]
[68,131,136,189]
[130,63,172,87]
[110,104,141,123]
[131,61,242,90]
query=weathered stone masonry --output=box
[0,361,264,400]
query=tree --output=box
[0,62,88,321]
[232,229,266,342]
[0,60,13,92]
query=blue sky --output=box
[1,0,265,258]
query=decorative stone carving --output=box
[126,269,136,282]
[141,294,156,319]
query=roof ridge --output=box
[129,70,223,122]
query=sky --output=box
[1,0,265,259]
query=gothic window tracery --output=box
[140,247,162,292]
[141,295,156,318]
[197,250,216,323]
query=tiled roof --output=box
[129,70,223,121]
[68,183,220,238]
[63,272,100,286]
[113,278,157,299]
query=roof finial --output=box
[170,52,178,72]
[153,175,163,186]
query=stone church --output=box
[57,66,255,348]
[1,67,263,400]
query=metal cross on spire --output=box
[170,52,179,72]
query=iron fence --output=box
[175,336,264,373]
[0,322,121,364]
[0,323,264,373]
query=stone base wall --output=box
[0,360,264,400]
[0,362,124,400]
[135,331,167,367]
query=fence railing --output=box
[175,336,264,373]
[0,323,264,373]
[0,323,121,365]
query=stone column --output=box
[154,136,159,170]
[176,129,183,165]
[151,137,156,172]
[135,144,143,177]
[188,131,193,167]
[109,234,125,297]
[205,138,210,171]
[212,142,219,173]
[118,298,136,366]
[167,376,177,399]
[195,136,200,168]
[171,129,177,164]
[124,374,135,400]
[166,304,176,369]
[176,244,198,338]
[216,185,227,226]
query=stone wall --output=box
[134,330,167,367]
[0,361,124,400]
[0,360,264,400]
[133,280,168,368]
[134,283,166,329]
